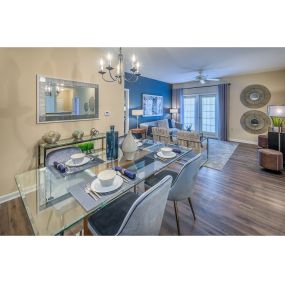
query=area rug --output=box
[204,139,239,171]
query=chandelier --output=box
[98,48,141,84]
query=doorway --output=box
[183,93,218,138]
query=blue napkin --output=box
[172,148,182,154]
[53,161,67,173]
[114,166,136,179]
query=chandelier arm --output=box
[108,69,118,81]
[124,72,136,81]
[101,74,116,83]
[124,73,139,82]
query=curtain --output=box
[172,88,184,123]
[217,83,230,141]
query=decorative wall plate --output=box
[240,110,271,134]
[240,84,271,108]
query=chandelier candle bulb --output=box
[107,53,112,66]
[132,55,136,67]
[100,59,104,71]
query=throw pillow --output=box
[158,119,169,129]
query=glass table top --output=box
[15,140,192,235]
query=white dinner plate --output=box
[157,151,176,159]
[91,175,123,193]
[65,157,90,167]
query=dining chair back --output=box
[168,153,201,202]
[117,175,172,235]
[45,146,82,167]
[152,127,172,144]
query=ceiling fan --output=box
[189,70,220,84]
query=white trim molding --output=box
[228,138,257,145]
[0,191,20,204]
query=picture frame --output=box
[142,94,163,117]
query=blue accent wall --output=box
[124,73,172,129]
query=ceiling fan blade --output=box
[207,78,220,81]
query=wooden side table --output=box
[130,128,147,139]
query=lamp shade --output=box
[267,105,285,117]
[170,108,178,114]
[132,109,143,116]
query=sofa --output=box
[140,119,183,137]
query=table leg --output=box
[44,149,47,167]
[38,145,40,167]
[83,217,92,236]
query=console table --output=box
[38,133,106,167]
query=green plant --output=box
[271,116,285,127]
[77,142,95,153]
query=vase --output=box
[42,131,61,144]
[106,125,118,160]
[72,129,84,140]
[122,131,138,161]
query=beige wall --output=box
[0,48,124,197]
[225,69,285,143]
[173,69,285,144]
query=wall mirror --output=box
[37,75,99,123]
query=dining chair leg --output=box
[83,217,92,236]
[173,201,181,235]
[188,197,196,220]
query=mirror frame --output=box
[36,74,99,124]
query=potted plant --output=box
[271,116,284,132]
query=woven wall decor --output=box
[240,110,271,134]
[240,84,271,108]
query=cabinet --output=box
[268,131,285,164]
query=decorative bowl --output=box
[161,147,173,156]
[98,170,116,187]
[70,153,86,164]
[90,128,99,137]
[72,129,84,140]
[42,131,61,144]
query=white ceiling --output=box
[117,48,285,84]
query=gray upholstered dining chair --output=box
[45,146,82,166]
[145,153,202,235]
[87,175,173,236]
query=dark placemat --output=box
[49,156,105,178]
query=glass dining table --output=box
[15,140,193,235]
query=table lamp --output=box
[267,105,285,151]
[132,109,143,129]
[170,108,178,120]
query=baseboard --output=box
[0,191,20,204]
[228,138,257,145]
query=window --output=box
[200,95,216,134]
[183,96,196,130]
[183,93,217,137]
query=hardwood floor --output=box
[1,143,285,235]
[160,143,285,235]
